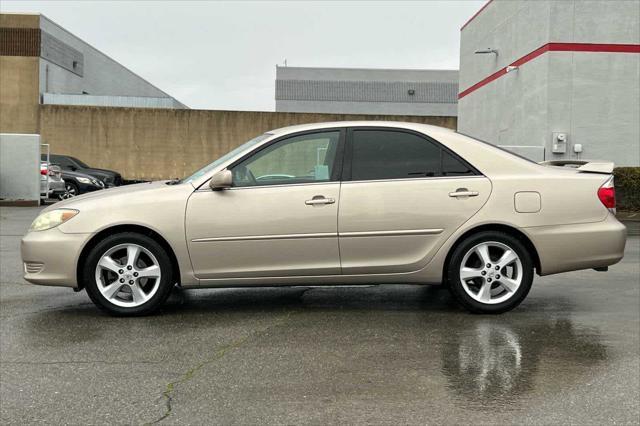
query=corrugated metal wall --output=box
[276,80,459,104]
[0,27,40,56]
[42,93,181,109]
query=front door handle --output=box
[305,196,335,206]
[449,188,479,198]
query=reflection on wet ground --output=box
[441,315,606,408]
[1,208,638,424]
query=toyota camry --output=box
[21,122,627,315]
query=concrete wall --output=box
[0,133,40,203]
[39,105,457,181]
[458,0,640,166]
[276,66,459,117]
[0,56,41,134]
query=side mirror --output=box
[209,169,233,190]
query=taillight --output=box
[597,176,616,213]
[40,168,48,176]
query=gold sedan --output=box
[21,122,627,315]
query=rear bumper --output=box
[526,213,627,275]
[40,180,65,198]
[21,228,91,288]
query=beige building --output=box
[0,13,185,135]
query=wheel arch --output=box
[443,223,542,282]
[76,224,181,290]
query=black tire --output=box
[83,232,174,316]
[447,231,534,314]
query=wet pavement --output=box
[1,206,638,425]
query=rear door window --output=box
[350,130,441,180]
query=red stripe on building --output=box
[461,0,494,31]
[458,43,640,99]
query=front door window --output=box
[231,131,340,187]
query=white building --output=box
[276,66,458,117]
[457,0,639,165]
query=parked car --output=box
[41,154,122,187]
[39,163,65,201]
[58,169,106,199]
[22,122,626,316]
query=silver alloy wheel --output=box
[94,243,162,308]
[459,241,523,305]
[59,183,77,200]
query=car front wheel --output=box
[447,231,534,314]
[59,182,79,200]
[83,232,174,316]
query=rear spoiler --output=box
[539,160,614,174]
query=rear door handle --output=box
[449,189,479,198]
[305,196,335,206]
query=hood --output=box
[82,167,121,177]
[47,180,178,212]
[60,169,101,179]
[78,168,117,179]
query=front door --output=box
[186,130,344,279]
[338,128,491,274]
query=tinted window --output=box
[232,131,340,187]
[351,130,441,180]
[442,150,475,176]
[49,155,75,169]
[69,156,90,168]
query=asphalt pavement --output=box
[1,206,638,425]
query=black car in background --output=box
[42,154,123,187]
[58,169,106,200]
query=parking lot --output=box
[1,206,638,424]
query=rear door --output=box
[338,128,491,274]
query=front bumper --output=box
[526,213,627,275]
[77,181,105,194]
[21,228,92,288]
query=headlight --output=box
[77,177,102,186]
[29,209,79,232]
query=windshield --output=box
[70,156,90,168]
[181,133,272,184]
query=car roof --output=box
[268,121,455,138]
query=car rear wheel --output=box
[447,231,534,314]
[83,232,174,316]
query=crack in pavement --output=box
[144,310,297,425]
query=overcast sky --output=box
[2,0,484,111]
